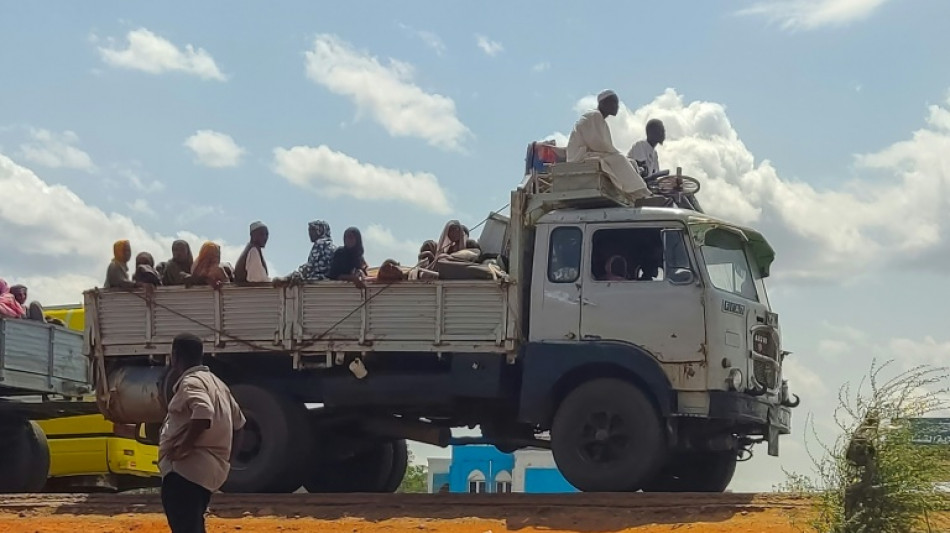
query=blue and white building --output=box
[427,445,577,493]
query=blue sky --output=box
[3,0,950,491]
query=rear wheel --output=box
[642,450,738,492]
[304,439,407,493]
[382,439,409,493]
[0,419,50,493]
[221,384,312,493]
[551,378,665,492]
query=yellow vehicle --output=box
[36,305,160,492]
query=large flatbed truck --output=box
[84,161,799,493]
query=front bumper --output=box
[708,390,792,456]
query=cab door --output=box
[579,223,706,363]
[528,225,584,342]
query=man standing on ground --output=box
[566,89,649,199]
[628,119,665,177]
[159,333,245,533]
[234,221,270,283]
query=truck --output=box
[83,159,799,493]
[0,317,94,492]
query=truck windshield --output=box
[699,228,759,302]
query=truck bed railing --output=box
[85,281,513,362]
[0,318,89,397]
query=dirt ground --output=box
[0,509,807,533]
[0,493,820,533]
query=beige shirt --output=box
[158,366,245,491]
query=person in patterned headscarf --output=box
[297,220,336,281]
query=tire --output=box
[381,439,409,493]
[0,419,50,493]
[642,450,738,492]
[221,384,313,493]
[551,378,665,492]
[304,440,397,493]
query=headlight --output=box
[727,368,743,391]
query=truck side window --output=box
[591,228,665,282]
[548,227,582,283]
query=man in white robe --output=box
[627,119,665,178]
[566,90,649,199]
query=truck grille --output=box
[752,327,780,390]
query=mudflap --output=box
[767,405,792,457]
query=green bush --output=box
[779,361,949,533]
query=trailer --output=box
[85,162,799,493]
[0,318,95,492]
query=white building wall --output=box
[511,448,558,492]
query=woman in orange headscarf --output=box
[104,240,137,289]
[188,242,230,289]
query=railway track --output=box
[0,492,810,519]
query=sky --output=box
[2,0,950,492]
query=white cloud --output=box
[557,88,950,282]
[363,224,424,267]
[98,28,226,81]
[122,168,165,194]
[0,154,240,304]
[183,130,245,168]
[304,34,471,151]
[475,34,504,57]
[738,0,891,31]
[127,198,155,217]
[175,204,222,226]
[398,23,446,56]
[532,62,551,73]
[19,129,96,172]
[272,144,452,215]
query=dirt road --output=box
[0,493,821,533]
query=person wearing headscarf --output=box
[297,220,335,281]
[234,221,270,283]
[0,279,26,319]
[189,242,230,289]
[104,240,137,289]
[566,89,649,199]
[162,240,194,286]
[133,252,163,286]
[328,227,368,287]
[436,220,466,258]
[8,284,47,322]
[416,240,438,269]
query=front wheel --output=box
[642,450,738,492]
[551,378,665,492]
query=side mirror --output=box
[669,268,695,285]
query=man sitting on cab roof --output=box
[566,90,649,200]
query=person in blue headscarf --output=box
[297,220,336,281]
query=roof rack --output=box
[519,161,633,223]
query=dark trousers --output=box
[161,472,212,533]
